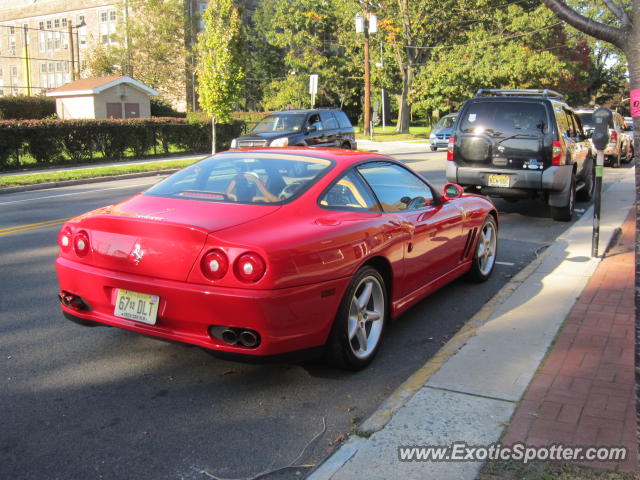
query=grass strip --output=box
[0,158,204,188]
[355,125,431,142]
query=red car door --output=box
[358,162,464,298]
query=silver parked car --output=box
[575,108,633,167]
[429,113,457,151]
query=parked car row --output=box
[575,108,633,168]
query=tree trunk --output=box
[211,115,217,154]
[396,66,412,134]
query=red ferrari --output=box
[56,148,498,369]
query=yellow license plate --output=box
[114,289,159,325]
[487,174,510,188]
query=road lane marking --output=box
[0,181,157,206]
[0,217,72,233]
[495,261,515,266]
[0,218,71,236]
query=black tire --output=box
[550,173,575,222]
[466,215,498,282]
[341,142,351,150]
[430,145,437,151]
[576,163,595,202]
[325,266,387,370]
[609,152,621,168]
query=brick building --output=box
[0,0,208,111]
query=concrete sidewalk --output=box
[309,168,635,480]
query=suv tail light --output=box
[201,249,229,280]
[234,252,266,283]
[551,141,564,166]
[610,131,617,143]
[447,137,455,161]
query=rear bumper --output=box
[446,162,572,195]
[56,256,349,357]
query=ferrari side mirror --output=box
[443,183,464,201]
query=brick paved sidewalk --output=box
[501,209,637,472]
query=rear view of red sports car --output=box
[56,148,498,369]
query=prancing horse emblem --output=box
[131,243,144,265]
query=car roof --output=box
[223,147,392,168]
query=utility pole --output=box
[68,21,76,81]
[22,25,31,95]
[363,4,371,136]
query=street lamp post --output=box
[356,9,376,136]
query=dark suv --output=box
[446,89,594,221]
[230,109,357,151]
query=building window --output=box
[40,63,47,73]
[48,63,54,73]
[46,31,53,50]
[62,18,67,27]
[22,24,29,45]
[9,65,18,95]
[100,9,117,45]
[8,36,16,56]
[40,74,47,89]
[38,31,45,52]
[54,19,60,29]
[46,20,52,29]
[9,26,15,35]
[39,21,44,30]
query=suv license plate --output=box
[114,289,159,325]
[488,175,510,188]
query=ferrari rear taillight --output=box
[201,249,229,280]
[447,137,455,161]
[58,228,72,251]
[73,231,90,256]
[610,131,618,143]
[234,252,266,283]
[551,141,563,166]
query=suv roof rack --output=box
[475,89,565,101]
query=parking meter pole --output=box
[591,150,604,257]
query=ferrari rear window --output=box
[144,152,333,205]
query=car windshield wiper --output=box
[496,133,541,144]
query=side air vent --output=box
[461,228,478,260]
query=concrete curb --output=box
[308,168,635,480]
[0,169,179,195]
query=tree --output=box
[196,0,244,153]
[378,0,480,133]
[542,0,635,135]
[258,0,362,111]
[84,0,188,108]
[411,5,579,114]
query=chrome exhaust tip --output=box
[221,328,239,345]
[239,330,259,348]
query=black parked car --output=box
[445,89,594,221]
[230,109,357,152]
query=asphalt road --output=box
[0,150,631,480]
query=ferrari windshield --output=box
[144,153,333,205]
[251,114,307,133]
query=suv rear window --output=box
[335,111,353,129]
[577,112,593,129]
[460,102,548,136]
[252,114,306,133]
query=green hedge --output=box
[0,117,244,171]
[0,96,56,120]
